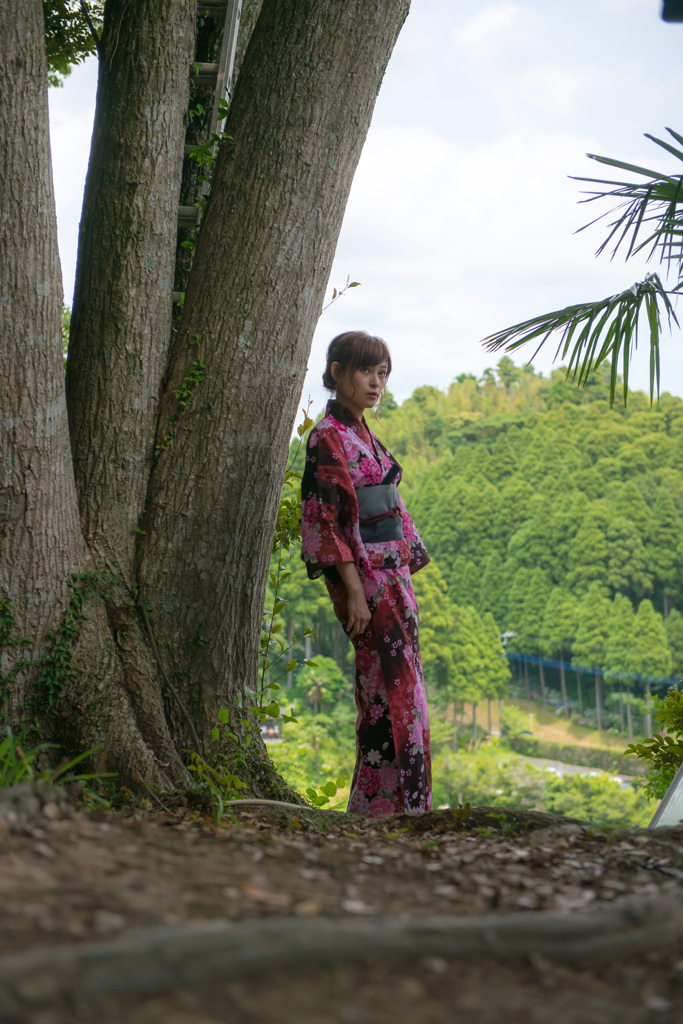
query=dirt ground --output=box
[2,785,683,1023]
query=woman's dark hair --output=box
[322,331,392,392]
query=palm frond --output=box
[482,274,678,406]
[571,129,683,270]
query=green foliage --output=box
[306,775,347,808]
[0,599,32,720]
[509,733,639,776]
[572,583,611,671]
[433,744,655,827]
[625,685,683,798]
[499,703,530,740]
[44,1,103,87]
[269,700,356,804]
[156,339,208,454]
[543,771,656,828]
[0,727,49,787]
[186,747,247,824]
[171,360,205,410]
[37,572,114,710]
[433,749,547,811]
[665,609,683,677]
[0,725,113,792]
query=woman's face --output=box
[332,361,388,418]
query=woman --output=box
[301,330,431,817]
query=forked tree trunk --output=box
[3,0,411,789]
[0,1,180,788]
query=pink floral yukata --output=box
[301,400,432,817]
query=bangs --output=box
[349,334,392,376]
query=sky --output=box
[48,0,683,415]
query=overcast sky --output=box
[48,0,683,414]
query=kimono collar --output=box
[325,399,371,439]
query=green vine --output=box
[0,598,32,722]
[1,574,116,721]
[155,336,206,454]
[37,572,116,711]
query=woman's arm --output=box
[336,561,371,638]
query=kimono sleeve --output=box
[397,492,430,575]
[300,424,358,580]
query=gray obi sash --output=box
[356,481,404,543]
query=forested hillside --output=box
[278,359,683,738]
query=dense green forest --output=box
[275,359,683,742]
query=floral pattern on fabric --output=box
[301,400,432,816]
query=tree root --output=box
[2,895,682,1012]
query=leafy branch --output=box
[321,276,360,313]
[483,273,676,406]
[482,128,683,405]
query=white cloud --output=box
[452,3,521,51]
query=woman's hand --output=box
[336,562,372,638]
[346,587,371,639]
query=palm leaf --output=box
[482,273,677,406]
[572,129,683,269]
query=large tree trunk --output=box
[2,0,410,790]
[67,0,195,575]
[136,0,411,743]
[0,2,180,789]
[0,0,85,714]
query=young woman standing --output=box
[301,331,431,817]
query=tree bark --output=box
[594,669,602,733]
[618,681,625,731]
[137,0,411,742]
[644,680,652,736]
[559,658,568,717]
[67,0,195,577]
[575,670,583,716]
[626,684,633,740]
[0,2,179,788]
[2,0,410,791]
[538,660,546,706]
[0,0,85,715]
